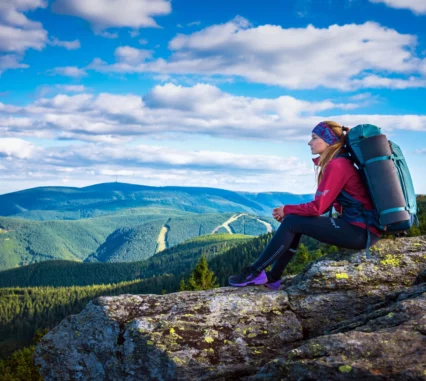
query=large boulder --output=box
[34,289,303,380]
[287,235,426,337]
[34,236,426,380]
[248,282,426,380]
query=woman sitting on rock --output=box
[228,121,381,290]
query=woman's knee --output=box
[282,214,298,223]
[280,214,306,231]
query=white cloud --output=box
[0,24,46,53]
[1,83,426,194]
[33,93,94,111]
[369,0,426,15]
[49,37,81,50]
[114,46,152,64]
[0,140,316,194]
[0,54,28,74]
[351,75,426,89]
[0,0,47,28]
[1,83,425,147]
[331,114,426,132]
[56,85,86,92]
[0,0,47,74]
[139,39,148,45]
[89,18,426,90]
[44,142,310,173]
[0,138,35,159]
[49,66,88,77]
[0,83,363,142]
[52,0,172,32]
[99,31,118,39]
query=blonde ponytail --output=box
[315,121,351,185]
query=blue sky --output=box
[0,0,425,196]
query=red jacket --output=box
[283,156,381,237]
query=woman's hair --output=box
[315,121,351,185]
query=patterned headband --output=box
[312,122,340,145]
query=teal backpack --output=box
[329,124,419,258]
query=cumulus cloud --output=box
[89,18,426,90]
[0,140,316,195]
[0,0,47,28]
[99,31,118,39]
[37,143,310,173]
[115,46,153,64]
[56,85,86,92]
[330,114,426,132]
[1,83,425,194]
[369,0,426,15]
[351,75,426,89]
[0,83,425,148]
[0,54,28,74]
[0,23,46,53]
[0,0,47,74]
[0,83,364,143]
[48,66,88,77]
[49,37,81,50]
[52,0,172,33]
[0,137,36,159]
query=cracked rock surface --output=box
[34,236,426,380]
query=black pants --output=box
[252,214,381,280]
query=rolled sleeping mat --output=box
[358,134,409,226]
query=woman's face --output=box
[308,132,329,155]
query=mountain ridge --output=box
[0,182,314,220]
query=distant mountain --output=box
[0,182,312,271]
[0,182,314,220]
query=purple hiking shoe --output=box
[264,279,281,290]
[263,272,282,290]
[228,266,268,287]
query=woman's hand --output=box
[272,206,285,222]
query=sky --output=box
[0,0,426,196]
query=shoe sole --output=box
[228,280,267,287]
[263,284,280,290]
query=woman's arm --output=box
[283,159,350,217]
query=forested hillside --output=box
[0,210,178,270]
[0,211,278,271]
[0,234,252,288]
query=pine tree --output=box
[179,279,186,292]
[183,256,219,291]
[295,244,310,266]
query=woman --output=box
[228,121,381,290]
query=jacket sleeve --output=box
[283,159,349,217]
